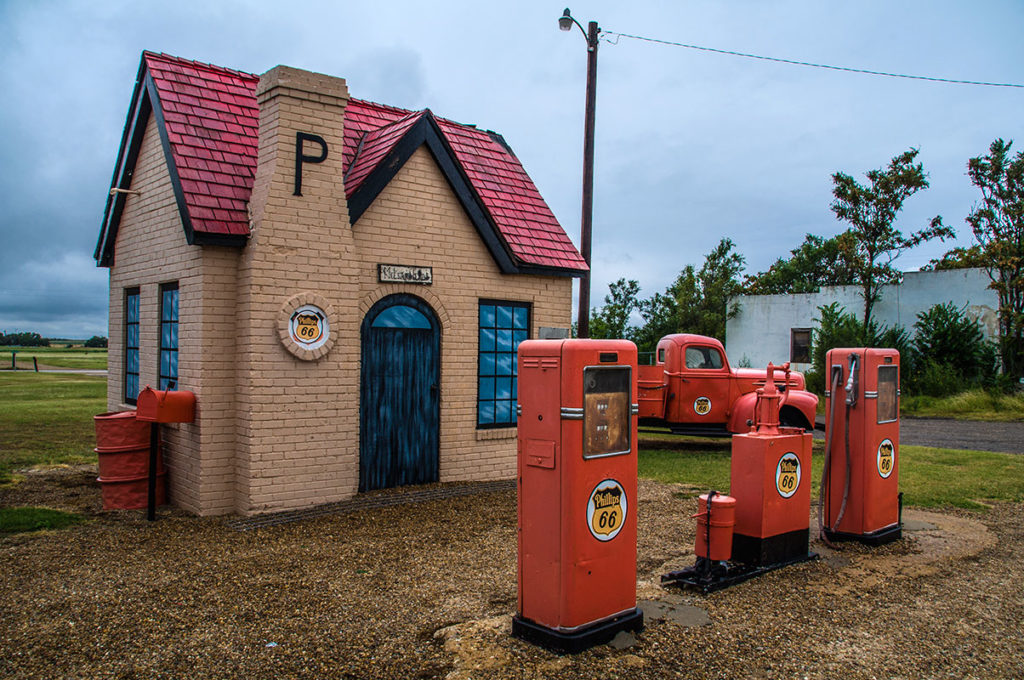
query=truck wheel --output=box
[780,407,810,431]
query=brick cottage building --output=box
[95,52,586,516]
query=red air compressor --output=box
[820,348,902,544]
[513,339,644,653]
[663,363,815,592]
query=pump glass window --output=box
[124,288,140,404]
[877,365,898,423]
[158,283,179,391]
[478,300,530,427]
[685,346,724,370]
[583,366,631,458]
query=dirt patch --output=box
[1,472,1022,679]
[810,509,995,596]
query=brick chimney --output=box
[234,65,360,514]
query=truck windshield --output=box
[685,346,724,370]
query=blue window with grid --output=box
[124,288,140,404]
[159,283,179,391]
[478,300,530,427]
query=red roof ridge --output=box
[142,51,260,83]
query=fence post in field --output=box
[33,356,39,372]
[11,351,15,370]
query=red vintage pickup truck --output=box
[637,334,818,435]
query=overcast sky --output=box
[1,0,1021,338]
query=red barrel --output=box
[96,472,167,510]
[93,411,165,510]
[694,493,736,561]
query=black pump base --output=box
[662,553,818,594]
[732,529,810,567]
[511,608,644,654]
[823,523,902,546]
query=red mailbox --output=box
[135,385,195,522]
[136,385,196,423]
[821,348,901,544]
[512,339,644,653]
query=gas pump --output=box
[819,348,902,544]
[663,363,815,592]
[513,339,644,653]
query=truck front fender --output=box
[727,389,819,433]
[727,392,758,433]
[779,390,819,431]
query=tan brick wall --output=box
[234,67,360,515]
[107,65,573,516]
[106,116,242,515]
[353,146,572,485]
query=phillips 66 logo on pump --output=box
[513,339,644,653]
[588,479,627,540]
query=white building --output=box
[725,268,999,372]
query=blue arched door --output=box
[360,294,440,492]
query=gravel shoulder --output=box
[1,467,1022,679]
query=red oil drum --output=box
[95,472,167,510]
[93,411,165,510]
[694,493,736,561]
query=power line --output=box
[602,31,1024,89]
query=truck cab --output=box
[637,334,817,435]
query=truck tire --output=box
[780,406,811,432]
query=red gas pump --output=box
[663,363,815,592]
[820,348,902,544]
[513,339,644,653]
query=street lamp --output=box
[559,7,599,339]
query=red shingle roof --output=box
[101,52,586,273]
[145,53,259,237]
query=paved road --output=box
[815,416,1023,455]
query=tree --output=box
[589,279,640,340]
[966,138,1024,377]
[633,290,678,354]
[921,244,987,271]
[0,332,49,347]
[804,303,912,395]
[632,238,746,353]
[84,336,109,348]
[911,302,996,394]
[830,148,954,336]
[682,238,746,339]
[743,232,859,294]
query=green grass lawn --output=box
[1,346,108,371]
[902,389,1024,422]
[0,372,106,483]
[0,507,84,533]
[639,440,1024,510]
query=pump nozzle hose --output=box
[818,367,843,548]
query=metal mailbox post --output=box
[136,385,196,520]
[512,338,644,653]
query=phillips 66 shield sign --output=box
[289,305,329,350]
[587,479,628,542]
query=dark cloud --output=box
[1,0,1022,337]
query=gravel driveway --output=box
[2,467,1022,679]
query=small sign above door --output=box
[378,264,433,285]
